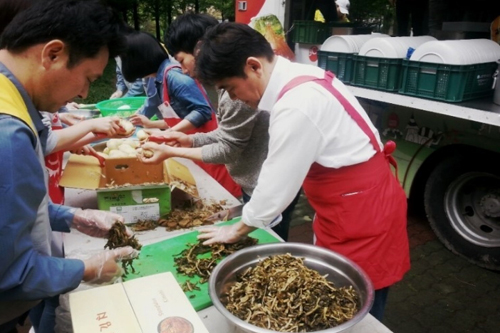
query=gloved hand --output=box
[197,221,255,245]
[72,209,132,238]
[82,247,139,284]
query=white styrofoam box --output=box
[320,34,390,53]
[358,36,436,58]
[410,39,500,65]
[294,43,321,66]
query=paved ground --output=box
[288,192,500,333]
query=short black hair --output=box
[0,0,126,68]
[195,22,275,85]
[166,13,219,56]
[0,0,40,36]
[121,31,168,82]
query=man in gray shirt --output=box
[139,13,299,240]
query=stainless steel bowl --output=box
[209,242,374,333]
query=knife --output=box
[205,204,244,223]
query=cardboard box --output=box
[70,271,209,333]
[60,153,199,223]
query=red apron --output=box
[162,65,242,198]
[44,113,65,204]
[277,71,410,289]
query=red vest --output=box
[277,71,410,289]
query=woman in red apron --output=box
[195,23,410,321]
[122,31,241,198]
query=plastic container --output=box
[292,20,330,44]
[319,34,390,84]
[358,36,436,59]
[318,51,354,83]
[409,39,500,65]
[96,97,146,117]
[399,60,498,102]
[351,56,403,91]
[320,34,390,53]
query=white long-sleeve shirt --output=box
[242,56,383,228]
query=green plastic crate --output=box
[399,60,497,103]
[351,56,403,92]
[96,96,146,117]
[292,20,329,44]
[317,50,354,84]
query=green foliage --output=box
[350,0,395,33]
[75,59,117,105]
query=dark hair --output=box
[165,13,219,56]
[195,22,274,85]
[0,0,40,35]
[120,31,168,82]
[0,0,126,68]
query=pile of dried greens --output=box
[158,200,225,231]
[129,200,230,232]
[174,238,258,284]
[224,254,360,332]
[105,221,142,275]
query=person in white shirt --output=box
[193,22,410,321]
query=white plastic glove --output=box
[72,209,132,238]
[197,221,255,245]
[110,90,124,99]
[82,247,139,284]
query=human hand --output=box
[197,222,255,245]
[59,112,85,126]
[148,131,192,147]
[65,102,80,110]
[82,247,139,284]
[129,114,152,127]
[88,116,122,137]
[137,142,174,164]
[72,209,133,238]
[70,144,94,155]
[110,90,124,99]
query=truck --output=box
[235,0,500,270]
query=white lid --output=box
[320,34,390,53]
[410,39,500,64]
[358,36,436,58]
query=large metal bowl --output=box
[209,242,374,333]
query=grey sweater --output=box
[191,90,269,196]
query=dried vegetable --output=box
[174,238,258,284]
[157,200,225,231]
[128,200,229,232]
[223,254,360,332]
[105,221,142,275]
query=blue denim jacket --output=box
[139,58,213,127]
[115,65,145,97]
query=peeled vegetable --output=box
[118,119,135,136]
[100,139,141,159]
[136,129,149,142]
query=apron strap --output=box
[277,71,399,179]
[162,64,182,105]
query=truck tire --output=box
[424,156,500,270]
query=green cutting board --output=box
[123,218,280,311]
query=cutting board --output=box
[123,218,280,311]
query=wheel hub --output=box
[445,172,500,247]
[480,192,500,218]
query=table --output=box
[62,157,393,333]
